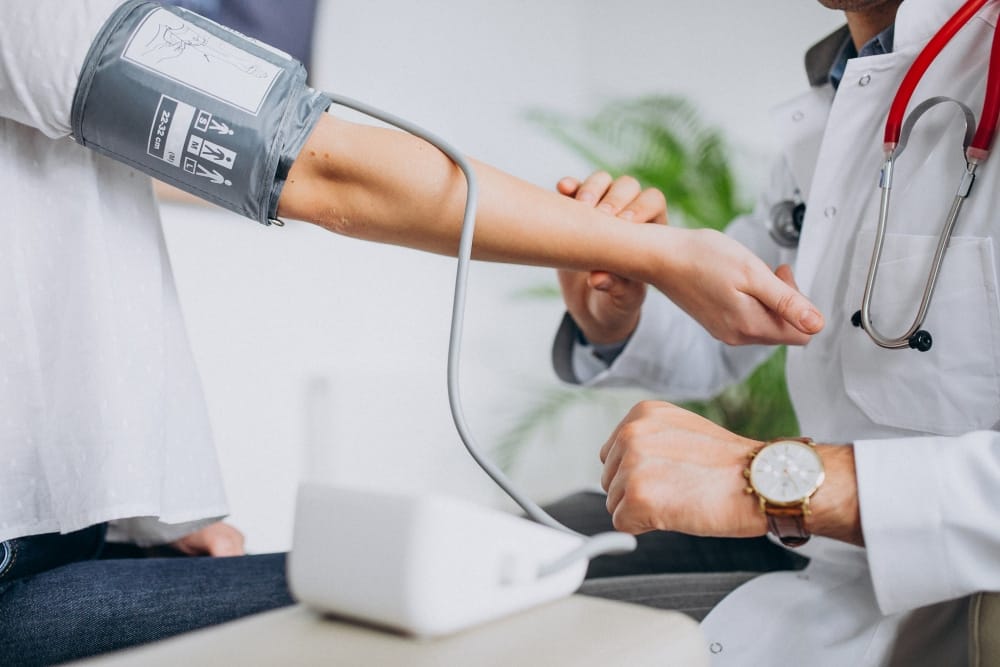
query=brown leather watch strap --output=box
[766,512,810,548]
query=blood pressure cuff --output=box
[71,0,331,225]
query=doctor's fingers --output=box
[566,170,613,206]
[587,271,645,304]
[588,175,666,223]
[602,433,651,512]
[618,187,668,225]
[599,403,638,465]
[605,467,627,520]
[600,399,667,463]
[600,401,682,487]
[605,459,669,535]
[743,263,824,339]
[558,174,666,223]
[590,175,643,216]
[728,300,812,346]
[557,176,582,197]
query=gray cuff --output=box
[71,0,330,226]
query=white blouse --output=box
[0,0,227,545]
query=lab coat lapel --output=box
[894,0,976,52]
[769,86,838,300]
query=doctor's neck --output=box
[819,0,904,50]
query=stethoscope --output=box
[771,0,1000,352]
[854,0,1000,352]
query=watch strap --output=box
[766,510,810,547]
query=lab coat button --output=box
[859,74,872,87]
[792,110,805,122]
[824,206,837,219]
[710,642,724,654]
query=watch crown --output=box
[744,486,754,495]
[742,469,751,479]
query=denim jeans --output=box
[0,525,293,666]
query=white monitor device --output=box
[287,94,635,637]
[288,484,588,636]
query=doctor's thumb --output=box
[759,271,824,336]
[774,263,798,289]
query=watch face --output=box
[749,440,825,505]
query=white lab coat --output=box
[563,0,1000,663]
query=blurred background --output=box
[157,0,843,552]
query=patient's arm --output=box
[277,115,824,346]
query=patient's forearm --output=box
[276,114,665,282]
[277,114,824,346]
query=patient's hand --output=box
[170,521,246,557]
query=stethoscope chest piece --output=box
[769,198,806,248]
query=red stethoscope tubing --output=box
[884,0,1000,160]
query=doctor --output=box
[552,0,1000,663]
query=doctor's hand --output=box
[169,521,246,557]
[600,401,862,545]
[661,230,823,345]
[556,172,665,344]
[555,173,823,346]
[601,401,766,537]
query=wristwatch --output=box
[743,437,825,547]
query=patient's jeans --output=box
[0,525,293,666]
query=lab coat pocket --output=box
[841,231,1000,435]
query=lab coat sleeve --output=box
[854,431,1000,615]
[554,286,774,400]
[0,1,124,138]
[552,159,798,400]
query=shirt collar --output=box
[828,24,895,89]
[803,23,896,89]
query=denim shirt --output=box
[829,25,896,89]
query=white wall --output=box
[160,1,843,552]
